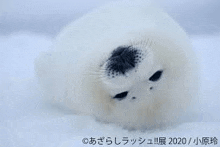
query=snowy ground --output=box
[0,32,220,147]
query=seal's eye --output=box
[149,70,163,82]
[113,91,128,100]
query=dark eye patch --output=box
[113,91,128,100]
[149,70,163,82]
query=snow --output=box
[0,32,220,147]
[191,35,220,123]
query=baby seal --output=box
[35,0,198,130]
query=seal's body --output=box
[35,0,198,130]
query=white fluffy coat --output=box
[35,0,198,130]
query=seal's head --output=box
[83,35,197,130]
[101,41,161,99]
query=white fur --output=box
[35,0,198,130]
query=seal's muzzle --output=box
[106,46,140,76]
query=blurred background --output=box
[0,0,220,37]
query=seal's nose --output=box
[106,46,138,75]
